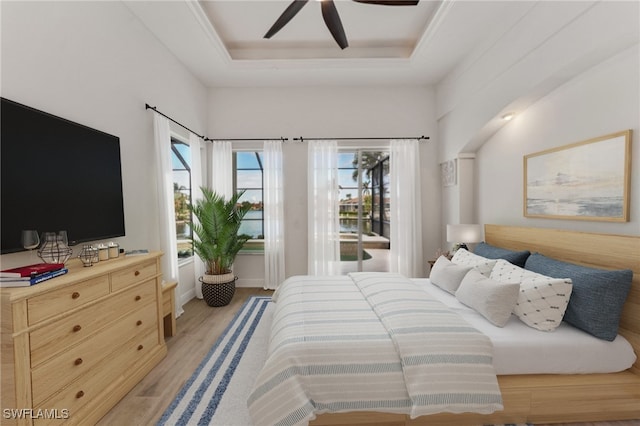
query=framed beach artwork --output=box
[524,130,632,222]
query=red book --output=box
[0,263,65,278]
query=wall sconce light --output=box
[446,224,483,251]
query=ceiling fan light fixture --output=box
[265,0,419,48]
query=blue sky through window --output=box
[338,152,358,200]
[172,143,190,169]
[338,152,355,168]
[172,142,191,190]
[236,152,263,189]
[236,151,263,168]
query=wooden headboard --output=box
[484,224,640,374]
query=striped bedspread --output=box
[247,273,502,426]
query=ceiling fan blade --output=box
[264,0,310,39]
[352,0,419,5]
[321,0,348,49]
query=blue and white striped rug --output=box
[158,296,273,426]
[158,295,532,426]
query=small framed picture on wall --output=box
[441,159,456,187]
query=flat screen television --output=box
[1,97,126,254]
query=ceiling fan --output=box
[264,0,420,50]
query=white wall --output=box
[0,1,208,307]
[207,86,439,285]
[436,1,639,162]
[476,46,639,236]
[436,0,639,248]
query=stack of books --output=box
[0,263,68,287]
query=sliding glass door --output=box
[338,150,390,274]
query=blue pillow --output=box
[474,242,530,268]
[524,253,633,341]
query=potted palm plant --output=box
[190,187,252,307]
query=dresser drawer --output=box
[33,330,159,426]
[27,275,110,325]
[31,301,157,406]
[111,260,158,291]
[30,279,158,368]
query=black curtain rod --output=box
[145,103,206,140]
[145,103,287,143]
[207,137,288,142]
[292,136,429,142]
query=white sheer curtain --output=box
[210,141,233,199]
[152,114,181,314]
[193,140,234,298]
[307,140,340,275]
[190,133,205,299]
[389,139,423,277]
[263,140,285,290]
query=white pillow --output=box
[455,269,520,327]
[489,259,573,331]
[429,256,473,294]
[451,248,497,277]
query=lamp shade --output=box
[446,224,483,244]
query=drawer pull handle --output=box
[72,325,82,332]
[137,344,144,351]
[134,270,140,276]
[74,358,83,366]
[76,390,84,399]
[136,320,142,326]
[135,295,142,301]
[72,292,80,299]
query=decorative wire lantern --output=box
[78,244,99,267]
[37,232,73,264]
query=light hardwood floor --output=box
[96,287,272,426]
[98,288,639,426]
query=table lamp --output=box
[446,224,483,252]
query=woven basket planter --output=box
[200,273,236,307]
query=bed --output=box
[249,225,640,426]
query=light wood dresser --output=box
[1,252,167,425]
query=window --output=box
[171,137,193,259]
[337,150,390,273]
[338,152,361,233]
[234,151,264,250]
[338,151,388,236]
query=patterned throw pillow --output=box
[490,259,573,332]
[451,248,497,277]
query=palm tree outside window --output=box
[343,151,389,238]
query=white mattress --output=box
[413,278,637,375]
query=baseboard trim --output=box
[236,278,264,288]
